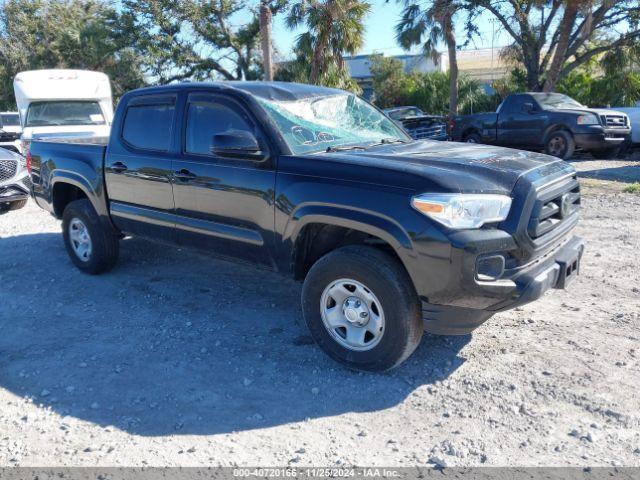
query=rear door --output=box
[171,92,277,267]
[105,94,178,240]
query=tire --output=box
[7,199,27,211]
[464,132,482,144]
[62,199,119,274]
[302,245,423,372]
[591,147,620,160]
[545,130,575,159]
[0,199,27,214]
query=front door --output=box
[171,92,276,268]
[105,94,178,240]
[497,95,547,147]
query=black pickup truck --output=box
[450,92,631,159]
[28,81,584,371]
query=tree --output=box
[260,2,274,81]
[396,0,462,116]
[369,55,488,115]
[286,0,370,86]
[0,0,146,109]
[120,0,264,83]
[470,0,640,91]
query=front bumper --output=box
[574,128,630,151]
[422,235,585,334]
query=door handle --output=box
[174,169,196,181]
[111,162,128,173]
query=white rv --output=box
[13,69,113,153]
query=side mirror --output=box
[522,102,535,114]
[211,130,265,160]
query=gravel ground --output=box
[0,157,639,468]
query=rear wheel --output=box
[545,130,575,159]
[464,132,481,144]
[302,245,423,372]
[62,199,119,274]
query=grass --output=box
[623,183,640,194]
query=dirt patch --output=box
[0,171,639,467]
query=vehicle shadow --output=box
[569,156,640,183]
[0,233,471,436]
[577,165,640,183]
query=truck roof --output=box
[126,81,348,102]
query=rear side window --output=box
[185,101,253,156]
[122,101,175,151]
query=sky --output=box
[270,0,514,60]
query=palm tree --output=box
[260,1,274,81]
[396,0,460,116]
[286,0,370,85]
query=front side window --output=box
[256,93,409,155]
[122,103,175,151]
[25,101,105,127]
[186,101,253,156]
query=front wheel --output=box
[62,199,119,274]
[302,245,424,372]
[545,130,575,159]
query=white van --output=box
[13,69,113,153]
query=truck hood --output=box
[313,140,573,193]
[552,107,628,117]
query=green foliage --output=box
[369,55,488,115]
[120,0,279,83]
[0,0,146,109]
[282,0,369,93]
[623,183,640,194]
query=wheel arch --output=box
[542,124,574,144]
[286,205,415,281]
[50,173,113,230]
[462,127,481,141]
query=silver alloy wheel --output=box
[320,278,385,351]
[466,137,477,143]
[69,218,92,262]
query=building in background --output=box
[346,53,445,99]
[345,47,508,100]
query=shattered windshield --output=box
[256,93,409,154]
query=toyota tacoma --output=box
[27,82,584,371]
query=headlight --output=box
[577,114,600,125]
[411,194,512,229]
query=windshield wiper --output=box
[368,138,409,147]
[326,145,368,153]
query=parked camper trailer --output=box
[13,70,113,153]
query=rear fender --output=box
[49,172,114,230]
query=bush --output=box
[369,55,493,115]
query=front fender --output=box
[285,203,414,252]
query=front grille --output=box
[0,159,17,182]
[528,178,580,240]
[407,124,448,140]
[600,114,628,128]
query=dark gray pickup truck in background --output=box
[27,81,584,371]
[450,92,631,159]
